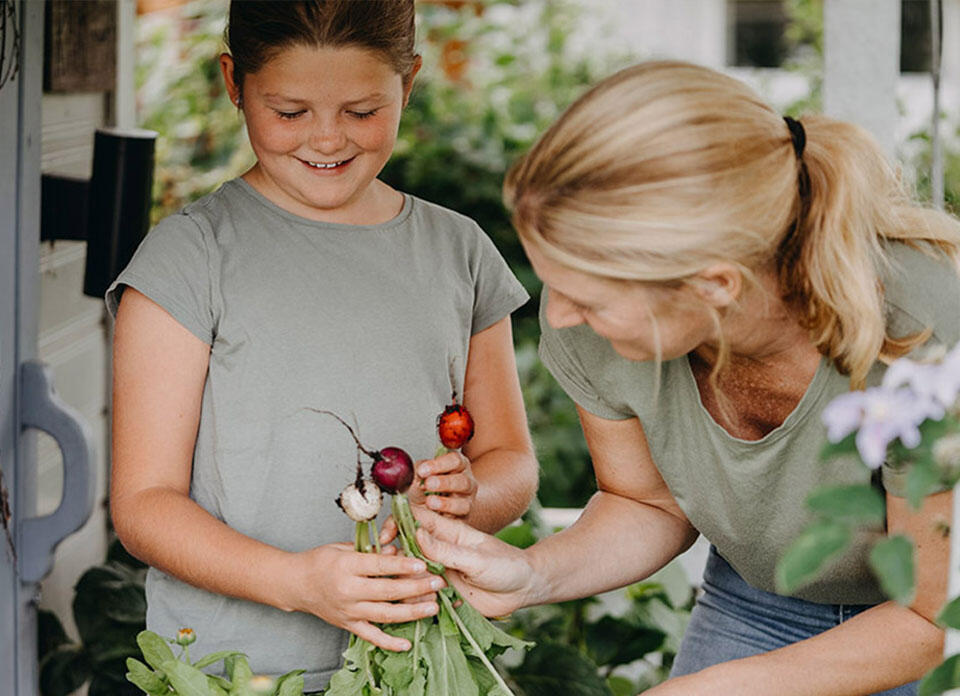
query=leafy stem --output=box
[437,590,518,696]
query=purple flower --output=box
[882,344,960,410]
[821,386,943,468]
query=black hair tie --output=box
[783,116,806,159]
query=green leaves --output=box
[584,616,665,668]
[937,596,960,629]
[919,654,960,696]
[868,535,916,606]
[776,520,851,594]
[162,660,211,696]
[124,630,285,696]
[805,485,885,524]
[136,630,176,672]
[326,584,532,696]
[509,642,612,696]
[125,658,167,695]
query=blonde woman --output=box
[415,61,960,695]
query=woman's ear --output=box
[690,263,742,309]
[402,55,423,107]
[219,53,241,108]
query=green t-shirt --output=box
[538,242,960,605]
[106,178,529,689]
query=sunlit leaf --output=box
[869,535,915,605]
[775,520,850,594]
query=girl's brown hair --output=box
[225,0,418,94]
[505,60,960,389]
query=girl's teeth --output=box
[307,160,345,169]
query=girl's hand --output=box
[408,450,478,518]
[289,543,444,651]
[413,507,535,618]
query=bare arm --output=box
[646,490,950,695]
[407,316,538,533]
[111,288,442,650]
[416,405,699,614]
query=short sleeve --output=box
[104,212,217,344]
[881,462,952,498]
[537,290,634,421]
[470,228,529,335]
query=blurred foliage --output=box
[137,0,253,224]
[781,0,823,114]
[38,538,148,696]
[907,125,960,216]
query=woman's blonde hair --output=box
[504,60,960,389]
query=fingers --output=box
[379,516,398,545]
[422,472,475,495]
[418,451,466,477]
[354,552,427,578]
[414,507,483,545]
[358,574,445,602]
[348,621,414,652]
[355,599,439,624]
[415,525,485,577]
[424,493,471,517]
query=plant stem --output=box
[437,590,517,696]
[412,616,422,675]
[369,519,381,554]
[392,493,445,575]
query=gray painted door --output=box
[1,2,96,694]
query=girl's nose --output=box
[544,290,585,330]
[309,116,348,153]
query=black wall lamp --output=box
[40,127,157,298]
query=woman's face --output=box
[524,242,718,362]
[221,44,417,223]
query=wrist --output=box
[518,544,553,608]
[273,548,310,614]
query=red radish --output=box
[370,447,414,494]
[437,403,474,450]
[305,408,415,494]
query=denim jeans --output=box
[670,546,917,695]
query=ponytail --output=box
[776,116,960,388]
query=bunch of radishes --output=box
[310,382,529,696]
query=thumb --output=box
[415,506,482,546]
[416,527,484,577]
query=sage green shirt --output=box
[106,179,528,689]
[538,242,960,604]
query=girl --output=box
[106,1,537,691]
[415,60,960,695]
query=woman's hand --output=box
[413,507,537,618]
[407,450,479,518]
[288,543,444,651]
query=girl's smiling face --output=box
[221,44,419,224]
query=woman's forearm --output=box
[523,489,698,606]
[694,602,942,695]
[112,487,302,612]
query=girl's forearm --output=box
[522,489,698,606]
[697,601,942,695]
[465,447,538,534]
[112,486,302,612]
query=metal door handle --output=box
[18,360,96,583]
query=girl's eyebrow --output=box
[262,92,390,106]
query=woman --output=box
[415,60,960,695]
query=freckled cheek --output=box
[247,115,303,154]
[350,121,398,152]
